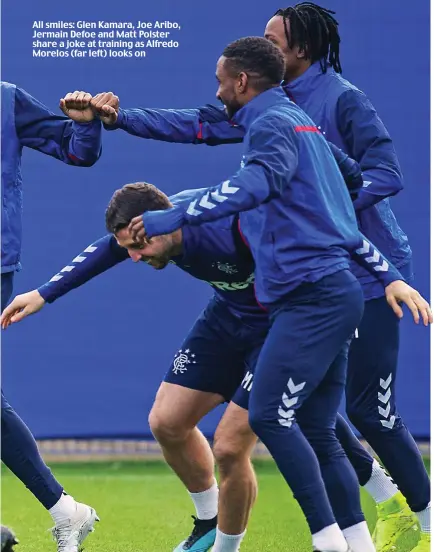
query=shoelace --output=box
[184,516,208,547]
[52,526,79,552]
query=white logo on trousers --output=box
[378,373,395,429]
[278,378,306,428]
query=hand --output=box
[385,281,433,325]
[90,92,119,125]
[60,91,95,123]
[128,215,147,243]
[1,290,46,329]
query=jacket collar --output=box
[283,61,332,101]
[231,86,291,131]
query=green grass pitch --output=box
[2,459,429,551]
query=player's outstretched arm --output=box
[37,234,129,304]
[1,235,129,331]
[351,234,432,325]
[129,117,298,241]
[15,86,102,166]
[90,91,244,146]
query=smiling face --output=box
[116,228,173,270]
[215,55,248,119]
[264,15,310,82]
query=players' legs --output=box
[149,299,247,551]
[335,414,376,486]
[149,382,223,497]
[1,272,99,549]
[347,297,430,542]
[211,401,258,552]
[249,270,365,552]
[1,390,63,509]
[299,345,374,552]
[336,413,401,502]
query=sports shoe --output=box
[51,502,99,552]
[411,532,431,551]
[1,526,18,552]
[173,516,217,551]
[373,492,418,552]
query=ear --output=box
[237,72,249,94]
[296,46,307,59]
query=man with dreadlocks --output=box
[80,7,430,551]
[262,5,430,552]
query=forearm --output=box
[66,120,102,165]
[105,105,244,145]
[352,233,404,287]
[352,166,404,211]
[143,164,272,238]
[327,141,363,199]
[337,90,404,210]
[38,235,128,303]
[15,86,101,166]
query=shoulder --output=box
[250,109,298,138]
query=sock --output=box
[49,493,77,525]
[415,503,431,533]
[188,478,219,520]
[212,528,246,552]
[312,523,348,552]
[342,521,375,552]
[363,459,399,504]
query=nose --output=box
[128,250,142,262]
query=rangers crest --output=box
[212,261,238,275]
[173,349,196,374]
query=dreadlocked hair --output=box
[274,3,342,73]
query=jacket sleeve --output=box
[37,235,129,303]
[15,87,102,166]
[105,104,245,145]
[336,89,404,211]
[351,232,405,287]
[327,141,363,201]
[142,117,298,238]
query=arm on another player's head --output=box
[129,116,298,240]
[336,88,404,211]
[351,233,432,326]
[0,235,128,329]
[90,92,244,145]
[15,87,102,166]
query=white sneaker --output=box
[51,502,99,552]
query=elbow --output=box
[383,173,404,198]
[392,175,404,194]
[67,148,102,167]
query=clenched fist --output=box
[60,91,95,123]
[91,92,120,125]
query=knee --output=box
[247,409,262,437]
[303,426,343,463]
[148,407,190,445]
[248,404,276,440]
[213,437,249,474]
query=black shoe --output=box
[1,526,18,552]
[176,515,217,551]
